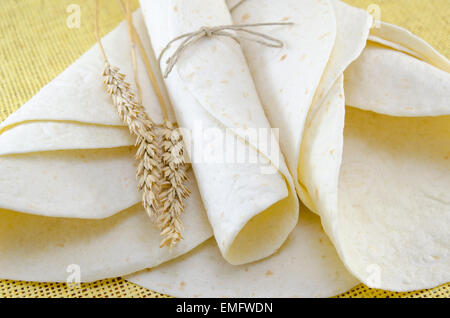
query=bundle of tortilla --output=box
[138,0,298,266]
[129,0,449,294]
[0,1,298,284]
[126,0,363,297]
[0,11,216,282]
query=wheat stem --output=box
[124,0,142,103]
[117,0,170,122]
[94,0,108,62]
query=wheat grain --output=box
[157,121,191,248]
[103,64,190,248]
[102,64,161,221]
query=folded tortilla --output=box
[127,205,358,298]
[300,16,450,291]
[0,10,213,282]
[0,10,159,219]
[368,21,450,72]
[230,0,450,291]
[0,174,212,282]
[140,0,298,265]
[345,43,450,117]
[297,0,372,213]
[337,108,450,291]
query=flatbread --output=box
[0,171,212,282]
[345,43,450,117]
[140,0,298,265]
[0,10,213,282]
[127,206,358,298]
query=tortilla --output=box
[296,0,372,212]
[0,10,213,281]
[127,205,358,298]
[0,171,212,282]
[0,12,159,219]
[310,0,373,109]
[336,108,450,291]
[140,0,298,265]
[230,0,449,291]
[0,8,168,134]
[125,0,361,297]
[368,21,450,72]
[227,0,337,188]
[345,42,450,117]
[0,122,133,156]
[300,23,450,291]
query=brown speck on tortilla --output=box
[318,32,331,40]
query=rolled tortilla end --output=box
[223,187,298,265]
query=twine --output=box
[158,22,293,78]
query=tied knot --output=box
[201,26,214,37]
[158,22,294,78]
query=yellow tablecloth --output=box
[0,0,448,298]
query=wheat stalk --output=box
[118,0,191,248]
[102,64,161,221]
[95,0,191,248]
[157,121,191,248]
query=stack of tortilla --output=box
[0,0,448,297]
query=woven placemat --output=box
[0,0,448,298]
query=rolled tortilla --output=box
[127,205,358,298]
[140,0,298,265]
[0,10,214,281]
